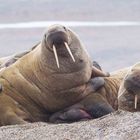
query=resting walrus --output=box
[0,25,109,126]
[118,62,140,112]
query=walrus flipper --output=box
[49,93,115,123]
[49,108,92,123]
[90,61,107,91]
[89,77,105,92]
[3,112,27,125]
[85,101,114,118]
[93,61,102,70]
[92,61,110,78]
[80,93,115,119]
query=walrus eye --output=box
[63,26,66,31]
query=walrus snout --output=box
[124,71,140,95]
[44,25,75,68]
[46,25,69,47]
[124,71,140,109]
[47,31,68,46]
[47,31,68,49]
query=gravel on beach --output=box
[0,110,139,140]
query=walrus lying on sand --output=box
[0,25,110,126]
[118,62,140,112]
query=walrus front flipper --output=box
[0,93,28,126]
[90,61,109,91]
[93,61,102,70]
[49,108,92,123]
[85,101,114,118]
[49,93,114,123]
[92,61,110,78]
[91,66,110,78]
[82,93,115,118]
[89,77,105,92]
[3,112,27,126]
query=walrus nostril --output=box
[48,31,68,45]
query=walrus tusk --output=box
[64,42,75,62]
[134,94,138,109]
[118,87,127,98]
[53,45,60,68]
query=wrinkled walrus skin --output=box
[118,62,140,112]
[0,25,110,126]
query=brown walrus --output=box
[0,25,109,126]
[118,62,140,112]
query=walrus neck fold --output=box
[33,43,92,92]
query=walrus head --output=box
[39,25,92,91]
[118,63,140,111]
[44,25,75,68]
[124,63,140,95]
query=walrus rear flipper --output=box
[85,102,114,118]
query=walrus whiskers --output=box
[64,42,75,62]
[134,95,138,109]
[53,45,60,68]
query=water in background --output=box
[0,0,140,72]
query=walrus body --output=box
[0,25,110,126]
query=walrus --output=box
[49,67,130,123]
[118,62,140,112]
[0,25,110,126]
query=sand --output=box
[0,110,139,140]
